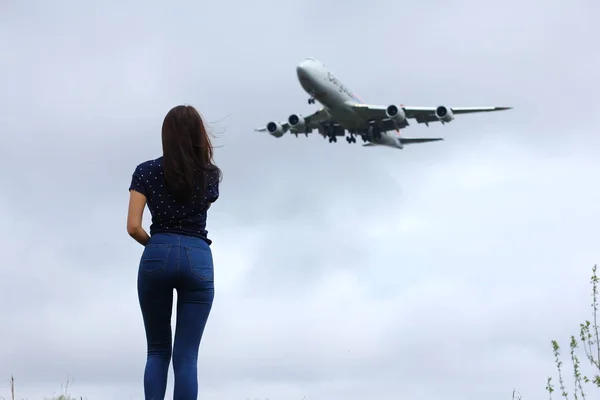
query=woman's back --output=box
[130,156,220,244]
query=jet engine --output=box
[435,106,454,123]
[266,121,285,138]
[288,114,306,132]
[386,104,407,125]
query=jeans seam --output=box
[176,236,181,278]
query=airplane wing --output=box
[404,106,512,125]
[349,104,410,130]
[349,104,511,129]
[254,108,344,136]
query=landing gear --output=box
[368,125,382,141]
[346,132,357,143]
[308,97,315,104]
[322,123,337,143]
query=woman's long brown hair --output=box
[161,105,221,202]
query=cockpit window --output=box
[304,57,324,67]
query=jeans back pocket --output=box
[140,243,173,273]
[185,246,214,281]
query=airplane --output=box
[255,57,512,149]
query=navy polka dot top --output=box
[128,156,220,245]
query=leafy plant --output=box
[546,264,600,400]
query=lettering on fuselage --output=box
[327,72,354,98]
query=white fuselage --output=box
[296,58,402,149]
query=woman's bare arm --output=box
[127,190,150,246]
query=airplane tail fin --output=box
[399,138,443,145]
[362,138,443,148]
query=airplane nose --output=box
[296,59,313,80]
[296,63,308,79]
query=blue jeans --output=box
[137,233,215,400]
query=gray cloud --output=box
[1,0,599,399]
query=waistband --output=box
[148,233,210,249]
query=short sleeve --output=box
[129,165,148,197]
[206,168,220,203]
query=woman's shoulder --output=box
[206,163,222,182]
[135,157,164,173]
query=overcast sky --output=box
[1,0,599,399]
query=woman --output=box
[127,105,222,400]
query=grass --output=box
[2,375,84,400]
